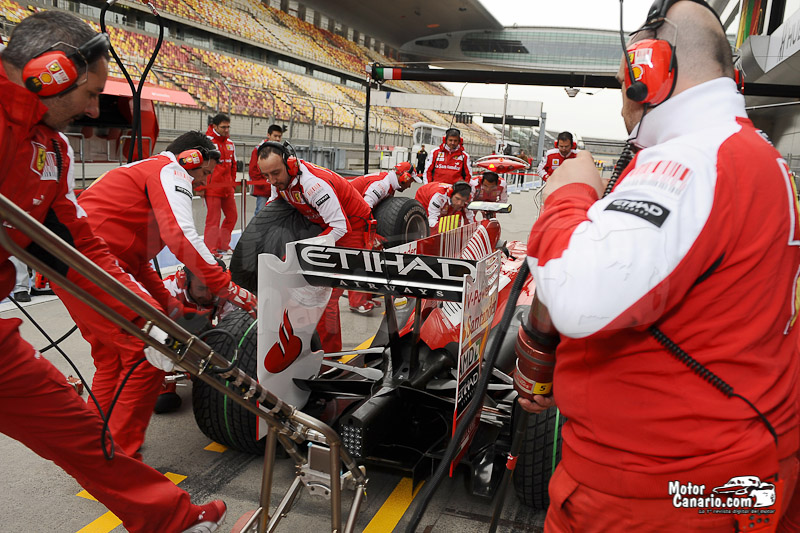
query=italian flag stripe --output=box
[379,67,401,80]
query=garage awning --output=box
[103,77,197,106]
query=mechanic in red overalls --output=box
[537,131,579,182]
[203,113,237,256]
[247,123,283,216]
[521,2,800,530]
[155,258,235,414]
[469,171,508,203]
[423,127,473,185]
[415,180,474,233]
[257,141,372,351]
[0,11,225,532]
[349,161,419,211]
[55,131,257,461]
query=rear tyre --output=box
[191,309,263,454]
[374,197,429,248]
[230,198,322,292]
[513,407,565,510]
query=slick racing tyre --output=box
[373,197,429,249]
[230,197,322,292]
[196,199,322,455]
[513,407,565,511]
[191,309,263,454]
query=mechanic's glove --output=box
[144,325,178,372]
[165,296,187,320]
[176,309,213,335]
[219,281,257,319]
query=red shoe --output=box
[350,301,375,315]
[181,500,227,533]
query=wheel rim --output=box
[405,213,429,242]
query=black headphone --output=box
[443,127,463,145]
[23,33,110,96]
[451,181,472,198]
[258,140,299,177]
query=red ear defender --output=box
[624,38,676,106]
[734,68,745,93]
[23,51,79,96]
[554,140,577,150]
[177,149,205,170]
[285,155,299,177]
[175,268,188,289]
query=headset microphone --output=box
[620,0,648,102]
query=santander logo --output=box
[264,310,303,373]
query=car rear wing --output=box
[467,201,512,213]
[292,221,498,302]
[294,242,477,302]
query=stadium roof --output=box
[297,0,502,48]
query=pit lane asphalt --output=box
[0,185,546,533]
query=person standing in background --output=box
[416,144,427,174]
[248,123,283,217]
[204,113,237,257]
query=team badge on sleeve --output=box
[605,199,671,227]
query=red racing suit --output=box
[0,61,206,533]
[269,160,372,242]
[204,124,237,251]
[469,175,508,203]
[349,169,401,210]
[269,160,373,351]
[414,181,474,233]
[527,79,800,527]
[204,124,237,198]
[247,138,271,198]
[55,151,232,459]
[537,147,578,181]
[423,141,472,185]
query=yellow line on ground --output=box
[75,472,186,533]
[338,335,375,364]
[363,477,424,533]
[204,441,228,453]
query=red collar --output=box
[206,124,228,142]
[0,60,49,130]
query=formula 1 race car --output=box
[191,196,563,511]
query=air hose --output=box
[100,0,164,163]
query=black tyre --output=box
[374,197,429,248]
[230,198,322,292]
[513,407,565,510]
[191,309,263,454]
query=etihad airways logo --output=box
[296,244,477,301]
[605,198,671,227]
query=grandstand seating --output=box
[0,0,496,146]
[0,0,36,24]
